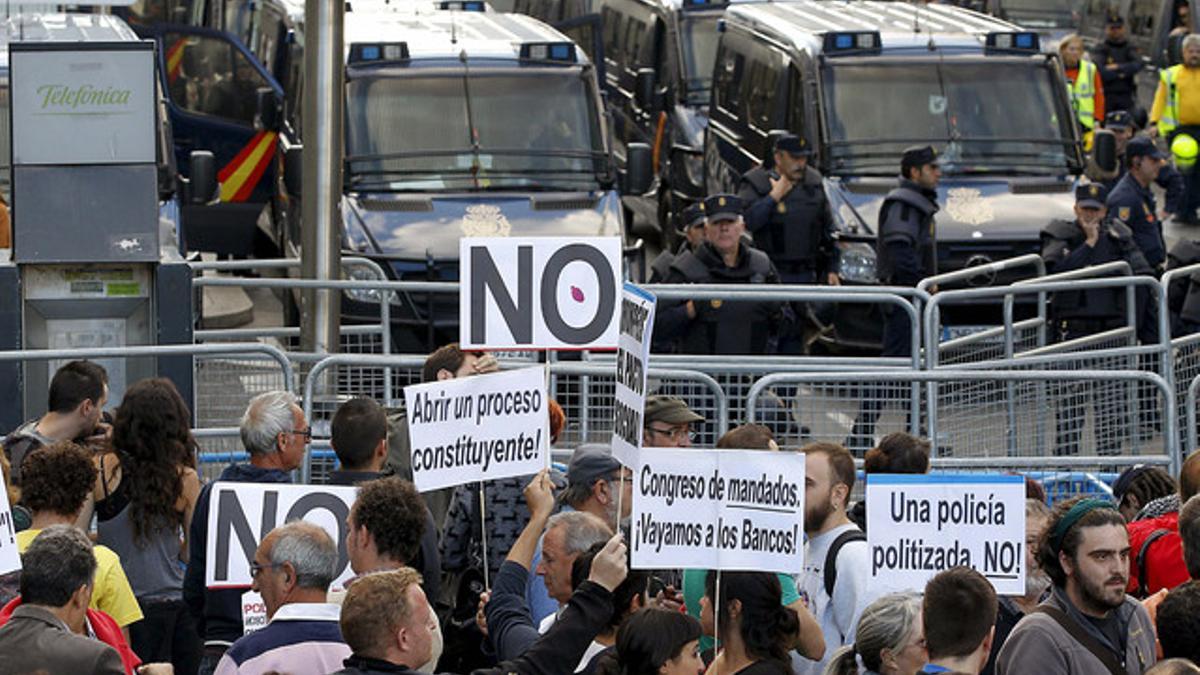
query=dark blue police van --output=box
[705,0,1082,350]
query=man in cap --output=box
[641,395,703,448]
[845,146,940,454]
[1091,111,1185,218]
[996,496,1157,674]
[1109,137,1170,271]
[1041,183,1152,455]
[559,444,633,527]
[1091,13,1143,116]
[654,194,788,355]
[1151,33,1200,223]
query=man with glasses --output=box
[642,395,703,448]
[184,390,310,675]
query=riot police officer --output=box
[845,146,941,454]
[649,201,707,283]
[654,194,788,355]
[1042,183,1152,455]
[1108,136,1170,271]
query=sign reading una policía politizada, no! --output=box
[404,366,549,492]
[866,474,1026,595]
[632,447,805,574]
[460,237,622,350]
[611,283,656,467]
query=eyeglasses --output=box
[249,561,284,578]
[644,426,695,442]
[284,427,312,441]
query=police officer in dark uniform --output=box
[654,194,788,355]
[1108,136,1170,272]
[1092,111,1186,217]
[1090,13,1143,115]
[649,201,707,283]
[1042,183,1152,455]
[845,146,941,454]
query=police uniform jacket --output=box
[1107,172,1166,267]
[654,241,786,354]
[1092,155,1185,216]
[1041,217,1151,321]
[737,165,834,272]
[1091,39,1142,110]
[876,178,938,286]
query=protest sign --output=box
[242,590,267,635]
[611,283,656,467]
[460,236,622,350]
[205,482,358,589]
[404,366,549,492]
[866,474,1026,595]
[631,447,805,574]
[0,461,19,575]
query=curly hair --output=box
[19,441,96,516]
[351,476,427,565]
[704,570,799,666]
[111,378,198,543]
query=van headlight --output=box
[836,241,878,284]
[343,266,389,304]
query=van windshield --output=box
[995,0,1077,28]
[822,59,1077,175]
[680,14,720,104]
[345,69,606,191]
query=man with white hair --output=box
[184,390,310,675]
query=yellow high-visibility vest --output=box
[1159,64,1185,137]
[1069,59,1098,130]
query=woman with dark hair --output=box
[90,377,202,674]
[596,608,703,675]
[701,571,801,675]
[849,433,931,531]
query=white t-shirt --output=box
[792,523,874,675]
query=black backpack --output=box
[824,529,867,598]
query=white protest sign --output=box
[632,448,805,574]
[205,482,358,589]
[866,474,1026,595]
[460,237,622,350]
[242,590,268,635]
[611,283,656,467]
[404,366,549,492]
[0,461,20,575]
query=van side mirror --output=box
[1092,128,1118,174]
[1168,33,1185,66]
[256,87,282,131]
[635,68,657,113]
[284,144,303,198]
[625,143,653,195]
[188,150,217,205]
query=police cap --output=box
[1104,110,1134,130]
[1075,183,1107,209]
[1105,11,1124,26]
[901,145,939,168]
[680,202,707,230]
[1126,136,1167,161]
[703,194,744,223]
[774,133,811,156]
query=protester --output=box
[215,521,350,674]
[0,451,26,533]
[533,508,613,628]
[996,496,1156,674]
[1154,580,1200,664]
[3,360,108,486]
[822,592,925,675]
[88,378,202,673]
[334,533,629,675]
[795,443,872,675]
[715,423,778,451]
[328,399,440,603]
[334,476,442,673]
[185,390,307,674]
[559,444,633,529]
[1146,660,1200,675]
[1123,455,1200,598]
[1140,492,1200,660]
[0,525,125,674]
[0,441,142,631]
[568,540,651,673]
[594,608,703,675]
[919,567,997,675]
[981,499,1052,675]
[642,395,704,449]
[848,433,931,531]
[701,570,801,675]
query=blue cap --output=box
[1075,183,1107,208]
[1104,110,1134,130]
[680,202,707,230]
[702,194,744,222]
[774,133,811,156]
[1127,136,1166,161]
[901,145,940,167]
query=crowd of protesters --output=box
[2,350,1200,675]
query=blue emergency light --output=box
[985,31,1040,53]
[439,1,486,10]
[822,31,881,55]
[519,42,577,62]
[349,42,410,64]
[681,0,729,9]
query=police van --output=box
[705,0,1083,349]
[272,6,639,350]
[984,0,1082,46]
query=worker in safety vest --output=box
[1061,34,1105,147]
[1151,33,1200,224]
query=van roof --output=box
[726,0,1022,54]
[345,7,587,63]
[0,13,140,71]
